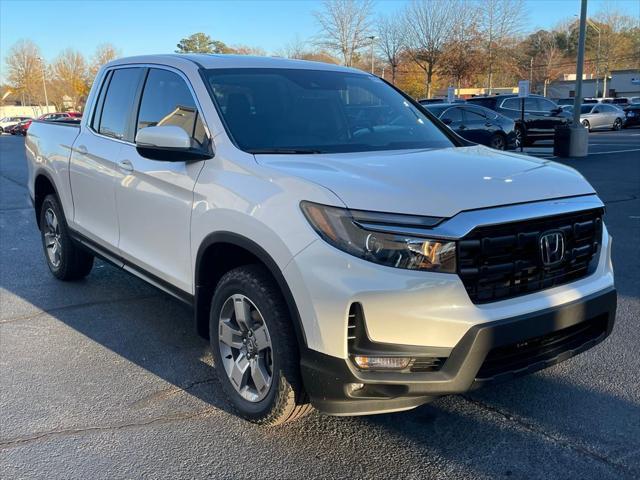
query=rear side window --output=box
[137,68,207,147]
[464,106,487,120]
[98,67,144,141]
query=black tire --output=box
[39,194,94,281]
[489,133,506,150]
[581,120,591,132]
[612,118,622,131]
[210,265,312,425]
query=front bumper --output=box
[301,287,616,416]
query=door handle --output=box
[75,145,88,155]
[118,159,134,172]
[485,122,493,127]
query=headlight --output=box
[300,201,456,273]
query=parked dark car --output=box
[466,94,570,146]
[623,105,640,128]
[424,103,517,150]
[9,119,32,135]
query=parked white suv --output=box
[26,55,616,425]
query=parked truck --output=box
[26,55,616,425]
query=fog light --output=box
[352,356,411,370]
[346,383,365,394]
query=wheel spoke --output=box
[229,353,250,389]
[44,233,56,248]
[233,295,252,330]
[219,321,244,349]
[252,325,271,352]
[45,209,55,231]
[250,358,270,394]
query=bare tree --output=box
[478,0,525,93]
[377,13,405,84]
[51,49,89,111]
[440,4,482,91]
[403,0,456,98]
[314,0,374,66]
[4,40,45,106]
[277,34,309,59]
[90,43,120,79]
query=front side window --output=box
[463,106,487,120]
[137,68,207,147]
[501,98,520,110]
[536,98,558,112]
[204,68,453,153]
[441,107,463,123]
[98,67,144,141]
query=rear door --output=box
[114,67,209,294]
[461,106,495,144]
[69,67,145,251]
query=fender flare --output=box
[33,168,62,226]
[194,231,308,348]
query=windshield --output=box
[204,68,453,154]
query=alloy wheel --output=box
[218,294,273,402]
[613,118,622,130]
[514,127,523,148]
[43,207,62,268]
[490,135,506,150]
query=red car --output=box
[38,112,82,121]
[9,119,32,135]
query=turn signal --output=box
[352,356,411,370]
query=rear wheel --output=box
[489,133,506,150]
[39,194,94,280]
[210,265,312,425]
[612,118,622,130]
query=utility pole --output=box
[368,36,376,74]
[573,0,587,128]
[529,57,534,89]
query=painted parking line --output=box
[587,148,640,155]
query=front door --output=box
[114,67,209,294]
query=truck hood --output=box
[255,146,595,218]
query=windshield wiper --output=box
[248,148,324,154]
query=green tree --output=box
[175,33,230,54]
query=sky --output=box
[0,0,633,74]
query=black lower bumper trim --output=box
[301,287,616,416]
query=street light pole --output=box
[573,0,588,128]
[37,56,49,115]
[586,19,601,97]
[368,36,376,74]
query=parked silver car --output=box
[580,104,624,131]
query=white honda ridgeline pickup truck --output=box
[26,55,616,425]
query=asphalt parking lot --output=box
[1,130,639,479]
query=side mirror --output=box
[551,107,562,115]
[441,117,453,125]
[135,125,212,161]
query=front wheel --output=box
[210,265,312,425]
[489,133,506,150]
[612,118,622,130]
[39,194,94,280]
[581,120,591,132]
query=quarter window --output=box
[98,68,144,141]
[137,68,207,147]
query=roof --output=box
[105,53,362,74]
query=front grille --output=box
[476,314,608,380]
[458,208,603,304]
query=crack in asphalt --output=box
[0,408,218,450]
[0,294,162,324]
[603,195,638,204]
[129,377,219,409]
[0,172,27,189]
[462,395,636,477]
